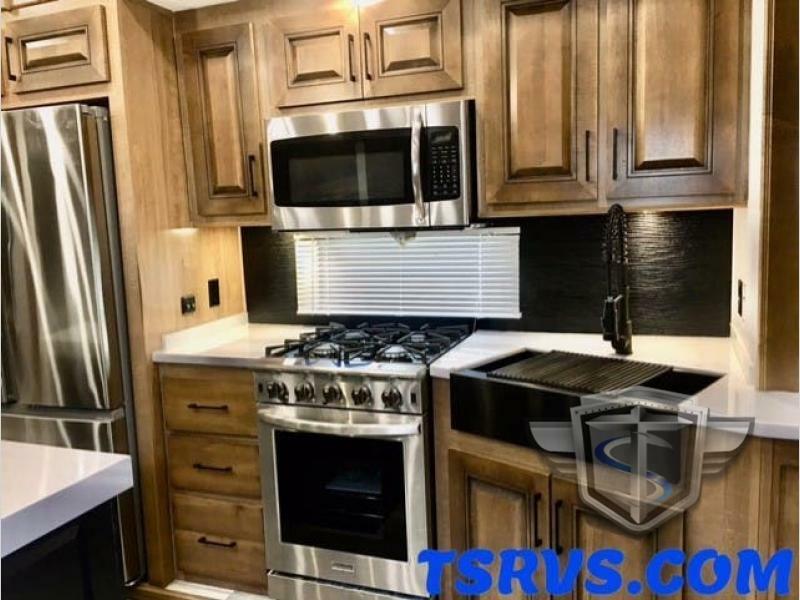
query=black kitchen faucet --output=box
[602,204,633,355]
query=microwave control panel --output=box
[423,127,460,201]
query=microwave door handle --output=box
[259,411,420,438]
[410,110,426,225]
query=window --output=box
[294,227,520,318]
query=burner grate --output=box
[489,351,670,394]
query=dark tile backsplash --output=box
[242,210,732,336]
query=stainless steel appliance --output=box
[1,104,144,584]
[256,323,470,599]
[266,99,474,231]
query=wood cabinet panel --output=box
[448,449,549,600]
[551,476,682,600]
[5,5,109,94]
[760,440,799,600]
[174,529,266,589]
[172,493,264,544]
[479,0,598,214]
[603,0,747,204]
[179,23,266,218]
[631,0,709,171]
[161,366,256,437]
[167,434,261,499]
[359,0,462,98]
[267,7,361,107]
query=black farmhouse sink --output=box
[449,350,723,450]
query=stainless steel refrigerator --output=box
[1,104,145,584]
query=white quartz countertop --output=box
[1,441,133,557]
[153,315,800,441]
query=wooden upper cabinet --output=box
[4,5,109,94]
[359,0,462,98]
[267,6,362,108]
[602,0,747,205]
[179,23,267,219]
[478,0,599,215]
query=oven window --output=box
[271,129,412,207]
[274,430,408,561]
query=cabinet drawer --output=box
[6,5,110,93]
[167,434,260,498]
[172,492,264,543]
[161,367,256,437]
[174,529,265,589]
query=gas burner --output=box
[374,344,423,363]
[265,321,471,365]
[307,342,342,359]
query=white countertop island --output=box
[1,441,133,557]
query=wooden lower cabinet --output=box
[759,440,799,600]
[172,494,266,589]
[448,450,550,600]
[435,380,798,599]
[160,365,267,593]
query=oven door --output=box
[258,405,430,597]
[267,105,426,231]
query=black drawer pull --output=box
[186,402,229,412]
[554,499,564,555]
[532,492,543,547]
[247,154,258,197]
[612,128,619,180]
[197,536,237,549]
[585,130,591,182]
[192,462,233,473]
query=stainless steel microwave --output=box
[266,99,473,231]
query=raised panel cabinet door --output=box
[358,0,462,98]
[267,6,361,107]
[602,0,748,206]
[4,5,109,94]
[478,0,599,216]
[760,440,799,600]
[448,449,550,600]
[551,476,683,600]
[179,23,266,218]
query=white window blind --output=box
[294,227,520,318]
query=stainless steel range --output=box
[255,322,469,599]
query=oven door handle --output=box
[410,108,426,226]
[259,411,420,438]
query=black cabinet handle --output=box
[187,402,229,412]
[554,499,564,555]
[197,536,237,549]
[532,492,543,547]
[585,130,591,182]
[612,128,619,180]
[192,462,233,473]
[347,33,356,82]
[4,36,16,81]
[363,33,373,80]
[247,154,258,197]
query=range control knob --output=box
[381,386,403,410]
[266,381,288,403]
[351,385,373,406]
[295,382,315,403]
[322,384,343,405]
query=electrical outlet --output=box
[208,278,220,308]
[180,295,196,315]
[737,280,744,317]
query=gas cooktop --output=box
[265,321,471,366]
